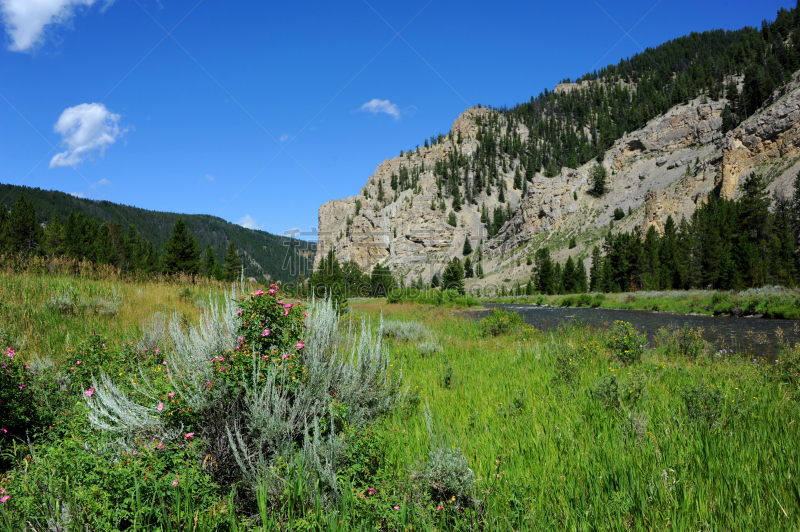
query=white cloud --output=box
[0,0,111,52]
[96,178,109,185]
[357,99,400,119]
[49,102,125,168]
[69,191,85,198]
[279,133,289,142]
[237,214,264,230]
[205,173,214,181]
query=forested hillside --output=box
[0,183,314,283]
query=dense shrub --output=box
[481,309,524,336]
[655,323,707,359]
[681,383,723,426]
[608,321,646,365]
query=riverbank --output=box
[485,286,800,320]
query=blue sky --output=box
[0,0,792,237]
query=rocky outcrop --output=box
[487,169,581,257]
[718,85,800,198]
[609,101,725,171]
[639,189,689,234]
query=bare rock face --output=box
[609,101,725,171]
[487,168,581,258]
[639,189,689,234]
[718,85,800,198]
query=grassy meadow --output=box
[1,272,799,530]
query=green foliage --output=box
[441,257,465,295]
[162,218,202,276]
[222,241,241,282]
[481,308,524,337]
[447,212,457,227]
[613,207,625,220]
[655,323,707,359]
[608,321,646,365]
[681,382,724,426]
[590,164,608,196]
[0,183,312,283]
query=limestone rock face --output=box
[639,190,690,234]
[718,85,800,198]
[487,169,581,258]
[609,101,725,171]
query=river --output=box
[480,304,800,358]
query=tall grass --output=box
[353,299,800,530]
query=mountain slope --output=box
[316,6,800,290]
[0,183,314,283]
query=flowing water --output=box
[476,304,800,358]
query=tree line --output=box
[533,173,800,294]
[0,194,243,281]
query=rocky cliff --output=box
[316,80,800,291]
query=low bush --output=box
[591,293,605,307]
[655,323,707,359]
[681,383,724,427]
[481,309,524,336]
[608,321,646,365]
[576,293,592,307]
[383,319,430,342]
[417,339,443,357]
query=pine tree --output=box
[464,257,474,278]
[370,264,394,297]
[41,214,64,256]
[589,246,603,292]
[204,245,220,279]
[223,241,241,281]
[377,179,385,203]
[163,218,202,276]
[442,257,465,295]
[310,248,347,313]
[590,164,607,196]
[3,194,40,256]
[534,247,555,295]
[430,272,440,288]
[447,212,457,227]
[575,260,588,293]
[513,166,522,189]
[562,256,577,293]
[462,236,473,256]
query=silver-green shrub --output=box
[382,319,429,342]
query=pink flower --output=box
[368,488,377,495]
[282,353,291,359]
[75,360,81,365]
[1,428,7,433]
[157,402,164,412]
[206,381,213,388]
[283,303,293,309]
[254,290,265,296]
[436,505,444,511]
[270,283,278,288]
[172,479,179,487]
[84,387,95,397]
[168,391,175,399]
[302,312,308,318]
[132,451,138,455]
[295,341,305,349]
[283,310,289,316]
[262,329,270,337]
[162,361,167,366]
[236,310,243,315]
[393,505,400,510]
[18,385,25,390]
[269,289,276,295]
[154,348,159,354]
[0,495,9,503]
[184,432,195,439]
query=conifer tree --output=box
[464,257,474,278]
[442,257,465,295]
[163,218,202,276]
[590,164,607,196]
[204,245,220,280]
[430,272,440,288]
[224,241,241,281]
[534,247,555,295]
[41,214,64,256]
[462,236,472,256]
[3,194,40,256]
[447,212,457,227]
[370,264,394,297]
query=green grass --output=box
[353,300,800,530]
[488,287,800,319]
[2,272,800,530]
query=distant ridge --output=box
[0,182,314,283]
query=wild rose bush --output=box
[213,285,308,395]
